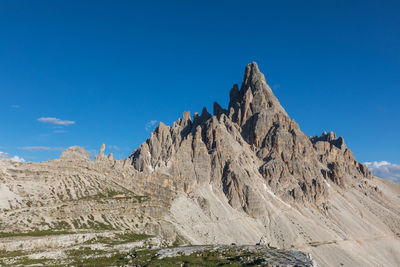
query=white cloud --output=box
[9,155,25,162]
[11,105,20,108]
[0,152,10,158]
[0,151,25,162]
[38,117,75,126]
[145,120,158,131]
[364,161,400,183]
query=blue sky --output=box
[0,0,399,166]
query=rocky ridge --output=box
[127,62,400,266]
[129,62,372,210]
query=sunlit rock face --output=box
[129,62,373,209]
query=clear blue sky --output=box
[0,0,399,164]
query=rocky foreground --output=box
[0,240,314,266]
[0,63,399,266]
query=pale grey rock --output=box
[310,131,372,188]
[100,144,106,156]
[95,144,109,162]
[60,146,90,161]
[129,62,331,207]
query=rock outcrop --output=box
[60,146,90,161]
[94,143,107,162]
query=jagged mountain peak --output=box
[227,63,288,131]
[241,62,266,94]
[129,62,373,210]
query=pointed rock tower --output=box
[129,62,372,214]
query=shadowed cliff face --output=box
[129,62,372,214]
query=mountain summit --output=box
[129,62,372,207]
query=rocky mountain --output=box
[0,63,399,266]
[129,63,373,207]
[128,62,400,265]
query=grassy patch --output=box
[134,195,150,203]
[12,257,51,266]
[66,246,103,258]
[76,189,149,203]
[0,249,25,258]
[87,220,114,231]
[112,232,151,244]
[72,215,115,231]
[66,247,130,266]
[171,233,186,247]
[2,246,310,266]
[127,249,249,267]
[0,229,73,238]
[86,232,151,246]
[70,252,130,266]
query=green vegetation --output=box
[112,232,151,244]
[0,245,309,266]
[113,248,269,267]
[76,189,149,203]
[0,250,25,258]
[86,219,114,230]
[85,231,152,246]
[61,247,259,266]
[171,233,186,247]
[72,215,115,231]
[135,195,150,203]
[65,247,132,266]
[11,258,50,266]
[0,229,73,238]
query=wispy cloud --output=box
[20,146,64,152]
[0,151,25,162]
[0,151,11,158]
[145,120,158,131]
[38,117,75,126]
[108,145,119,150]
[20,146,51,151]
[364,161,400,183]
[11,105,20,108]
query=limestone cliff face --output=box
[311,131,372,187]
[124,64,400,267]
[128,62,371,213]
